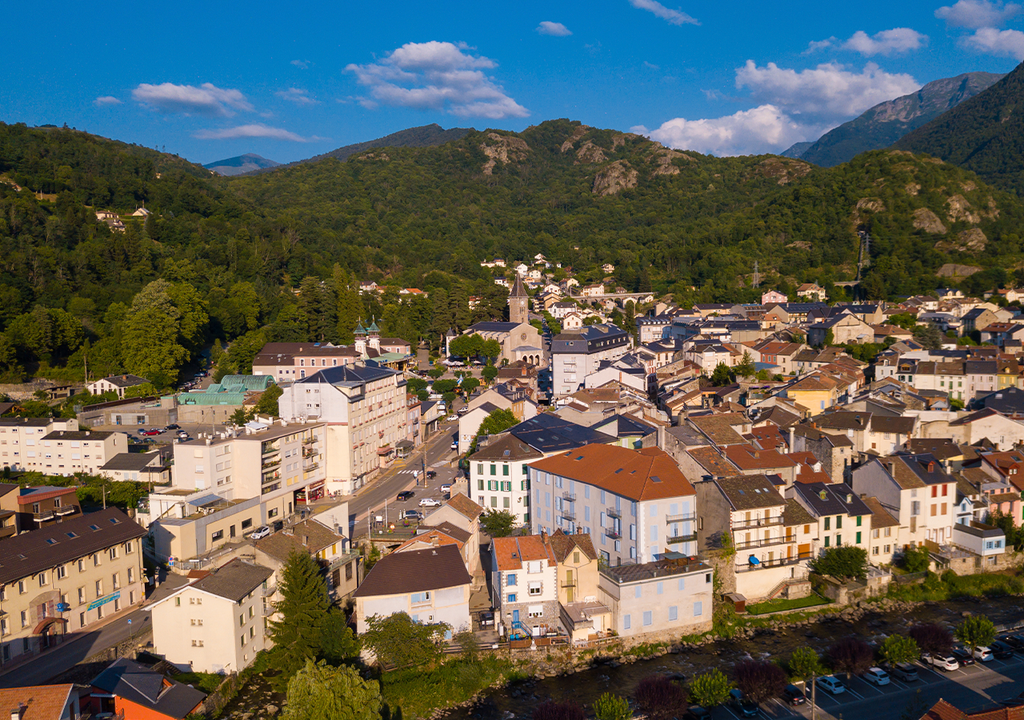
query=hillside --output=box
[895,61,1024,195]
[204,153,280,176]
[791,72,1003,167]
[258,123,473,174]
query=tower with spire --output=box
[354,321,367,357]
[509,273,528,325]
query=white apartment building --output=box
[470,435,543,524]
[278,362,407,495]
[0,417,79,471]
[551,324,631,397]
[27,430,128,476]
[598,558,714,638]
[528,444,698,565]
[150,558,273,674]
[491,534,560,637]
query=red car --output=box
[141,430,161,437]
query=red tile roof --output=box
[492,534,556,571]
[529,445,695,501]
[0,685,74,720]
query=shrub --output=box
[828,637,873,678]
[900,544,931,572]
[880,635,920,666]
[733,660,787,704]
[811,545,868,581]
[634,676,686,720]
[788,647,823,681]
[909,623,953,655]
[592,693,631,720]
[688,669,733,708]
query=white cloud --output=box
[634,105,815,156]
[132,82,253,116]
[843,28,928,56]
[627,0,699,26]
[735,60,920,123]
[804,37,837,54]
[194,124,319,142]
[537,21,572,36]
[276,88,319,106]
[644,61,661,70]
[94,96,122,106]
[345,41,528,119]
[936,0,1021,28]
[963,26,1024,58]
[291,59,311,69]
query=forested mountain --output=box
[790,71,1003,167]
[258,123,473,174]
[895,61,1024,195]
[204,153,280,176]
[0,118,1022,389]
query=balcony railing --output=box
[666,533,697,545]
[303,436,318,445]
[605,528,621,540]
[606,507,621,518]
[562,492,576,502]
[736,551,812,573]
[731,515,785,530]
[262,458,281,470]
[55,506,77,516]
[304,462,320,473]
[734,535,793,551]
[666,513,697,523]
[34,511,55,522]
[561,510,575,521]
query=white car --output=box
[923,653,960,672]
[440,484,452,494]
[250,525,271,541]
[450,441,459,450]
[862,667,890,685]
[815,676,846,695]
[974,646,995,662]
[419,498,442,507]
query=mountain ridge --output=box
[204,153,280,176]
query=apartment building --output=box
[528,444,698,564]
[0,508,146,665]
[278,362,407,494]
[150,558,273,674]
[0,417,79,471]
[787,482,873,555]
[551,324,631,397]
[24,430,128,476]
[598,558,714,638]
[252,342,360,383]
[470,435,542,524]
[4,485,82,534]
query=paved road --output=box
[714,650,1024,720]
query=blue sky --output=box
[5,0,1024,163]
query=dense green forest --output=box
[0,117,1021,387]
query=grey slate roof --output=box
[509,413,616,453]
[294,361,400,387]
[716,475,786,510]
[91,658,206,720]
[792,482,872,518]
[353,545,471,598]
[190,558,272,603]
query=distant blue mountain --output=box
[203,153,280,176]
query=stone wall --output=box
[939,550,1024,576]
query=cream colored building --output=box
[0,508,146,665]
[149,558,273,674]
[28,430,128,476]
[0,417,79,471]
[278,362,408,495]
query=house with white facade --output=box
[85,374,150,399]
[551,324,631,397]
[470,434,543,524]
[491,534,559,638]
[598,558,714,638]
[787,482,873,556]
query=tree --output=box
[461,377,480,395]
[709,363,733,386]
[912,324,943,350]
[900,544,931,572]
[634,676,686,720]
[811,546,868,582]
[253,384,283,417]
[533,701,585,720]
[268,551,358,676]
[482,365,498,383]
[592,693,631,720]
[955,615,996,656]
[482,338,502,361]
[120,281,190,388]
[880,634,920,666]
[788,647,823,681]
[480,509,517,538]
[477,408,519,438]
[281,659,381,720]
[828,637,873,679]
[734,351,755,378]
[688,669,732,708]
[733,660,787,704]
[361,612,446,669]
[909,623,953,655]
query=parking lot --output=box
[715,649,1024,720]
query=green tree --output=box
[592,693,630,720]
[880,635,920,666]
[253,384,283,417]
[955,615,996,656]
[480,509,518,537]
[709,363,733,386]
[828,637,873,679]
[811,546,868,581]
[281,659,382,720]
[460,377,480,395]
[688,668,732,708]
[120,280,190,388]
[481,338,502,360]
[269,551,358,676]
[734,351,755,378]
[788,647,823,681]
[481,365,498,383]
[361,612,446,669]
[900,544,931,572]
[476,408,519,437]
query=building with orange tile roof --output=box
[0,685,78,720]
[527,445,697,564]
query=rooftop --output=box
[91,658,206,720]
[188,558,273,603]
[600,557,710,584]
[715,475,786,511]
[0,685,74,720]
[353,545,472,597]
[529,445,696,501]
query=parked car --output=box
[396,490,415,501]
[426,470,437,479]
[990,640,1015,659]
[250,525,271,541]
[419,498,442,507]
[862,667,891,685]
[728,689,758,717]
[478,611,494,627]
[781,684,806,705]
[450,440,459,450]
[973,646,995,662]
[923,653,960,672]
[889,663,919,682]
[141,429,160,437]
[1001,634,1024,650]
[685,707,711,720]
[402,510,423,521]
[440,483,452,494]
[951,645,976,665]
[815,676,846,695]
[166,423,180,430]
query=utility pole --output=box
[811,672,817,720]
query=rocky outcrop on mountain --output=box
[480,133,529,175]
[913,208,947,234]
[756,157,812,185]
[593,160,638,196]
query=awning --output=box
[377,446,393,456]
[748,555,760,566]
[34,616,68,634]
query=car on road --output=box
[250,525,271,541]
[888,662,919,682]
[451,440,459,450]
[973,646,995,662]
[815,676,846,695]
[781,684,806,705]
[862,667,891,685]
[141,429,161,436]
[440,483,452,494]
[419,498,442,507]
[402,510,424,521]
[728,689,758,717]
[396,491,415,501]
[922,653,960,672]
[990,640,1015,659]
[426,470,437,479]
[951,646,976,665]
[166,423,180,430]
[458,407,469,415]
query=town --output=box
[3,259,1024,720]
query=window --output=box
[872,529,879,539]
[624,614,631,630]
[503,464,509,476]
[873,546,879,555]
[191,619,204,626]
[109,547,118,561]
[643,611,653,626]
[250,626,255,639]
[507,573,517,586]
[411,591,431,604]
[241,634,246,647]
[694,601,703,616]
[677,577,685,591]
[249,606,255,618]
[192,640,205,647]
[212,529,224,541]
[836,516,842,530]
[528,582,543,596]
[836,535,841,546]
[240,614,245,627]
[856,532,862,544]
[856,515,862,527]
[111,573,119,590]
[635,586,642,599]
[127,568,134,583]
[78,587,86,603]
[38,572,47,587]
[175,597,181,607]
[824,536,830,548]
[657,582,663,595]
[669,606,678,621]
[95,580,103,596]
[931,505,937,517]
[190,597,202,605]
[824,517,830,531]
[21,611,28,628]
[942,484,949,497]
[507,593,517,603]
[932,486,938,498]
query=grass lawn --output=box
[746,593,831,615]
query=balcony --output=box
[303,436,318,445]
[734,535,793,551]
[561,509,575,521]
[562,492,576,502]
[262,444,280,456]
[736,551,812,573]
[303,462,320,473]
[261,458,281,470]
[55,506,77,516]
[731,515,785,530]
[303,448,316,458]
[666,513,697,523]
[666,533,697,545]
[606,507,620,518]
[262,471,281,485]
[34,510,55,523]
[605,528,621,540]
